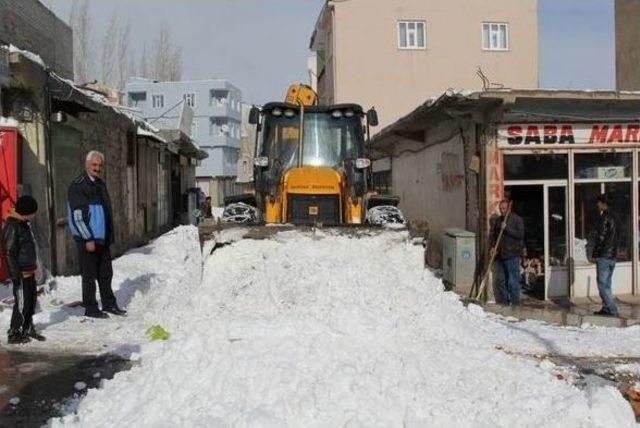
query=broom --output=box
[475,202,513,301]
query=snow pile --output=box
[0,226,202,354]
[50,230,637,427]
[0,117,19,127]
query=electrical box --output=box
[442,228,476,292]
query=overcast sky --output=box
[41,0,615,104]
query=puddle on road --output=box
[0,350,132,427]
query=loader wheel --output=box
[222,202,259,224]
[365,205,405,226]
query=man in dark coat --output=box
[2,195,46,343]
[67,151,126,318]
[592,194,619,317]
[200,196,213,220]
[490,199,525,306]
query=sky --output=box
[40,0,615,105]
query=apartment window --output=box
[398,21,426,49]
[482,23,509,51]
[210,117,228,136]
[152,94,164,109]
[183,93,196,107]
[210,90,228,106]
[128,91,147,108]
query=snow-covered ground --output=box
[0,226,201,355]
[12,226,638,426]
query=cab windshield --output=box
[261,110,364,169]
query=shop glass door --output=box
[505,183,568,301]
[546,185,569,299]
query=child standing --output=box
[2,195,45,344]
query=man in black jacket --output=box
[1,195,46,343]
[490,199,525,306]
[67,151,126,318]
[593,194,619,317]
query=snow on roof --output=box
[137,127,167,144]
[0,116,19,127]
[7,44,46,68]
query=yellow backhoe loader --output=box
[218,84,404,228]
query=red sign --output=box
[0,127,18,282]
[498,123,640,147]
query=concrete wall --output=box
[5,54,190,275]
[314,0,538,129]
[616,0,640,91]
[0,0,73,79]
[391,121,471,267]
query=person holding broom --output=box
[490,199,525,306]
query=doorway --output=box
[505,183,569,300]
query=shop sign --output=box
[498,123,640,147]
[486,140,504,216]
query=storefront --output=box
[371,90,640,301]
[492,123,640,300]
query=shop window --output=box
[574,182,632,263]
[504,154,567,181]
[574,153,630,179]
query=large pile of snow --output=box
[0,226,202,354]
[49,229,639,427]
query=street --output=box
[0,227,637,426]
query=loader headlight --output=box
[331,110,343,119]
[272,108,283,117]
[284,109,296,118]
[254,156,269,167]
[355,158,371,169]
[344,110,355,118]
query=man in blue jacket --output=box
[68,151,126,318]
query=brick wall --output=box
[0,0,73,79]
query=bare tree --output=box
[169,47,182,81]
[152,21,171,81]
[139,43,150,79]
[151,21,182,81]
[100,11,118,87]
[116,18,132,90]
[128,51,137,81]
[70,0,94,83]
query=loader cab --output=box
[252,103,372,224]
[256,103,367,170]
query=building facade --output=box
[0,0,73,80]
[124,78,243,204]
[0,47,204,279]
[373,90,640,303]
[616,0,640,91]
[310,0,538,129]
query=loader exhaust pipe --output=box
[297,100,305,168]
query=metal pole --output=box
[43,71,57,276]
[297,101,305,168]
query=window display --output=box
[574,153,631,179]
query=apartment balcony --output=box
[203,103,242,120]
[199,134,241,149]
